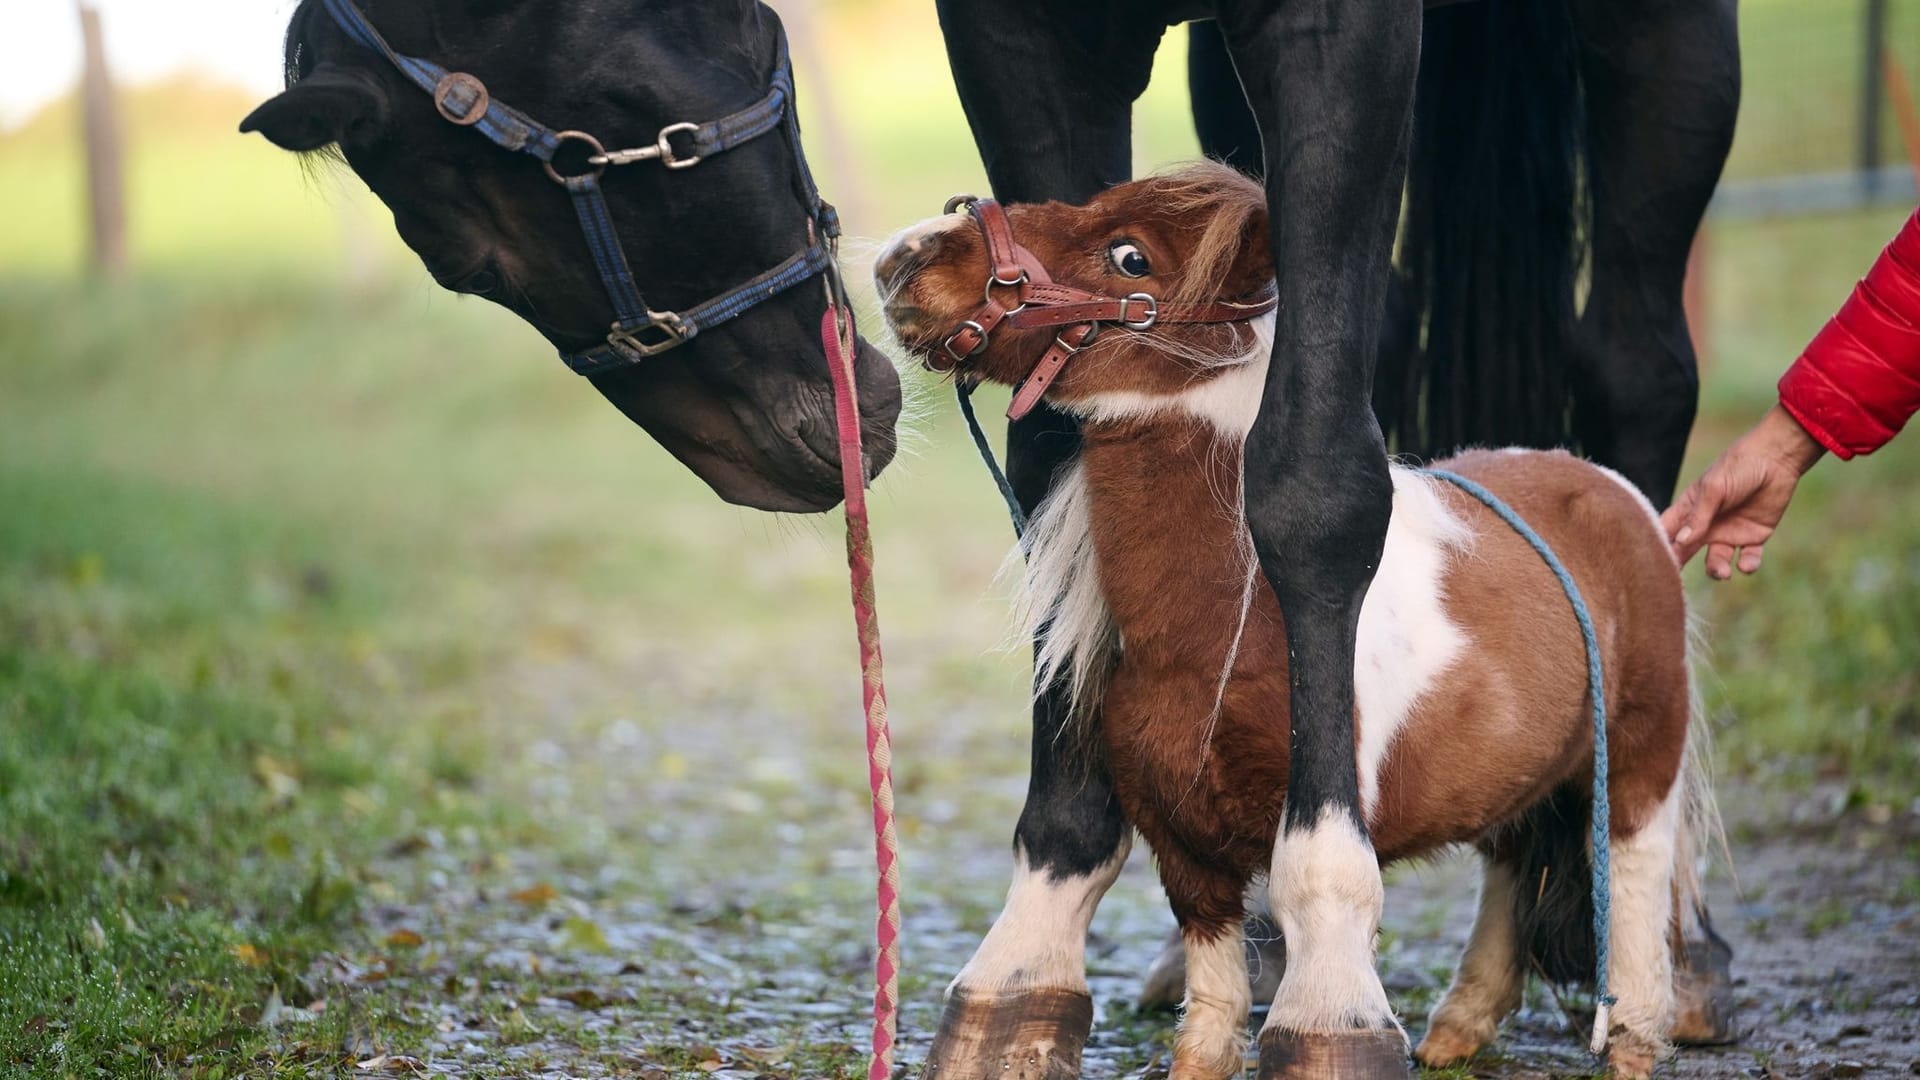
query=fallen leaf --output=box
[384,929,424,949]
[254,754,301,804]
[658,751,690,780]
[558,916,611,953]
[232,943,268,967]
[508,881,559,906]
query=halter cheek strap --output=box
[319,0,838,376]
[935,197,1279,421]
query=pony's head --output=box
[876,163,1274,417]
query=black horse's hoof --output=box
[921,987,1094,1080]
[1256,1027,1411,1080]
[1671,934,1739,1045]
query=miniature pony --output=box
[878,162,1710,1079]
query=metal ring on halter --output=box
[983,272,1027,305]
[544,130,609,184]
[1054,329,1089,354]
[1120,292,1159,330]
[944,193,978,215]
[942,319,989,362]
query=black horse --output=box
[240,0,901,513]
[924,1,1738,1077]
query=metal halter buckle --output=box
[432,72,490,126]
[942,320,989,363]
[608,312,689,357]
[1120,292,1159,330]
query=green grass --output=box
[1,2,1918,1072]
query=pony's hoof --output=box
[1256,1027,1411,1079]
[1604,1037,1659,1080]
[1411,1021,1484,1068]
[1137,916,1287,1012]
[1670,935,1738,1045]
[920,987,1094,1080]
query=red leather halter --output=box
[934,195,1280,421]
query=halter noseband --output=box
[318,0,840,377]
[933,196,1280,421]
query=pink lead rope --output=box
[821,304,903,1080]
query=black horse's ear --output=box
[240,69,386,152]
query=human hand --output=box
[1661,404,1826,579]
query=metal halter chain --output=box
[318,0,838,376]
[1422,468,1618,1056]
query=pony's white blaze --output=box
[947,840,1130,995]
[1355,469,1474,819]
[876,212,968,280]
[1176,927,1252,1077]
[1262,807,1401,1036]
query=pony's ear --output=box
[240,68,387,152]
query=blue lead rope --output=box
[1422,468,1616,1054]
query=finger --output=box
[1670,483,1724,562]
[1705,541,1736,581]
[1737,543,1765,575]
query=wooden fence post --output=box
[78,0,128,278]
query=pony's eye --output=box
[1109,242,1151,278]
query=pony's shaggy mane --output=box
[1132,161,1268,309]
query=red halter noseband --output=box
[933,195,1280,421]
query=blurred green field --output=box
[2,4,1918,1077]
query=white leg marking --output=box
[1173,926,1252,1080]
[948,838,1130,997]
[1261,807,1402,1036]
[1603,780,1683,1060]
[1354,469,1473,819]
[1422,859,1523,1057]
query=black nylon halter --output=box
[318,0,840,376]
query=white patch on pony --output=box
[1421,858,1524,1058]
[1261,807,1403,1037]
[947,839,1130,996]
[1354,468,1474,820]
[1175,926,1252,1079]
[1602,774,1683,1060]
[1069,311,1275,437]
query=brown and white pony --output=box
[877,163,1710,1079]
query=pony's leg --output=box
[1414,857,1525,1067]
[1603,782,1685,1079]
[1158,849,1254,1080]
[923,6,1162,1078]
[1187,19,1262,177]
[1214,2,1420,1075]
[1567,0,1739,506]
[1670,888,1738,1045]
[1137,892,1286,1013]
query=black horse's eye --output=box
[460,267,500,296]
[1108,241,1151,278]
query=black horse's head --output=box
[241,0,900,512]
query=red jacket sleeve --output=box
[1777,207,1920,459]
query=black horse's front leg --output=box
[1215,2,1422,1077]
[924,5,1163,1078]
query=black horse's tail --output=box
[1505,785,1599,986]
[1377,0,1588,457]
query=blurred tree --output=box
[78,0,126,278]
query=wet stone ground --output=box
[285,647,1920,1079]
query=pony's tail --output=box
[1509,646,1720,990]
[1378,0,1588,457]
